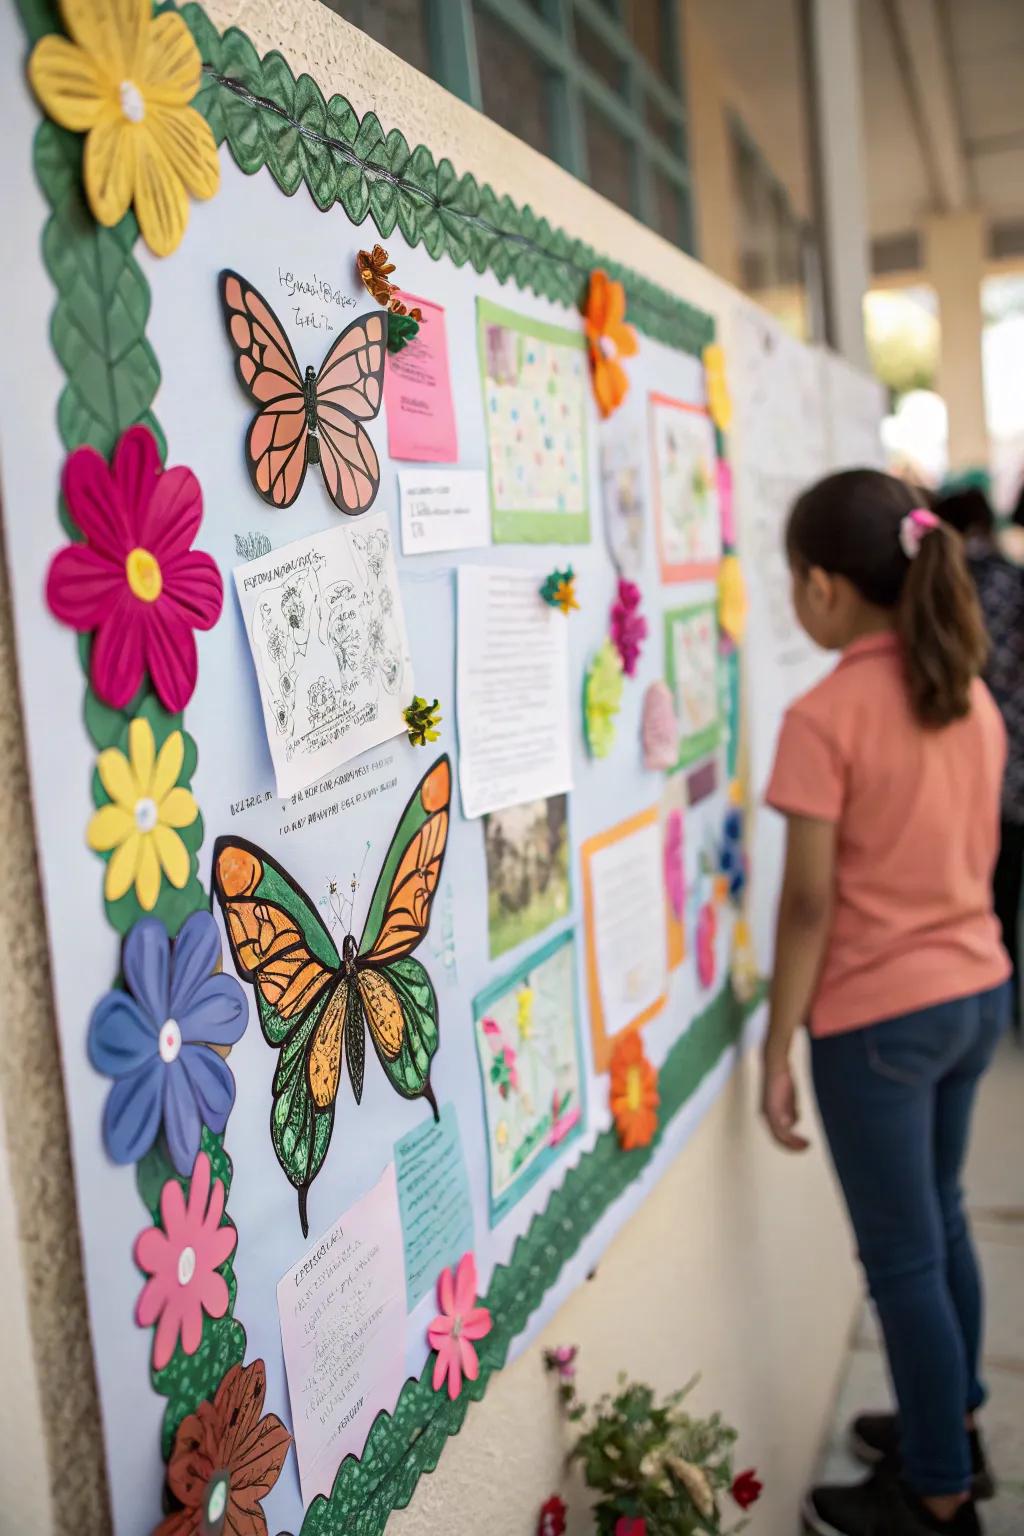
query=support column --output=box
[802,0,871,368]
[924,211,989,474]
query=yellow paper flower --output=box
[718,553,748,643]
[28,0,220,257]
[516,986,534,1042]
[584,639,625,759]
[703,343,733,433]
[87,718,198,911]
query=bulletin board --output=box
[0,5,765,1534]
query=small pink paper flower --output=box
[428,1251,492,1399]
[47,425,223,712]
[609,578,648,677]
[697,901,717,989]
[664,809,685,921]
[134,1150,237,1371]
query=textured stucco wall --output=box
[0,3,860,1532]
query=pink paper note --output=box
[717,458,735,547]
[384,291,458,463]
[277,1164,406,1505]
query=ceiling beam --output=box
[883,0,971,212]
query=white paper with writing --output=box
[397,469,490,555]
[456,566,573,819]
[590,818,668,1038]
[233,510,413,797]
[277,1164,406,1506]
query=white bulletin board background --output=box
[0,4,884,1531]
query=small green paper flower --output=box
[387,313,421,353]
[404,696,442,747]
[540,567,579,615]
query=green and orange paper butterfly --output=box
[213,756,450,1236]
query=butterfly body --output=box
[219,269,385,515]
[213,756,450,1236]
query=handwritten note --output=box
[394,1104,474,1310]
[384,292,458,462]
[398,470,490,555]
[456,566,573,819]
[277,1165,406,1506]
[234,511,413,797]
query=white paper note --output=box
[589,817,668,1038]
[456,566,573,819]
[234,510,413,797]
[277,1164,407,1506]
[398,469,490,555]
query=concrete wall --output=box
[0,3,860,1531]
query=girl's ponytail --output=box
[898,516,988,727]
[786,469,988,730]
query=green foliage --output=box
[571,1379,744,1536]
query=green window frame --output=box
[426,0,694,251]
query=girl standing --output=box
[762,470,1009,1536]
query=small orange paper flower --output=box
[609,1032,659,1150]
[583,270,638,419]
[357,244,397,306]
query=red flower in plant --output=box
[615,1519,647,1536]
[731,1468,763,1510]
[538,1494,567,1536]
[46,424,222,713]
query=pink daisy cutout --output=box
[134,1150,237,1371]
[46,424,223,712]
[427,1252,493,1399]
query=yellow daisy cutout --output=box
[28,0,220,257]
[87,717,198,911]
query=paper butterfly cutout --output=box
[219,269,386,515]
[213,756,451,1236]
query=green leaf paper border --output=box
[13,1,755,1532]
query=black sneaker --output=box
[849,1412,996,1501]
[803,1469,983,1536]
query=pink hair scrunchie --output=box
[899,507,940,560]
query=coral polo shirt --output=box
[767,632,1010,1036]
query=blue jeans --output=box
[812,983,1009,1496]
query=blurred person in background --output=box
[938,484,1024,1036]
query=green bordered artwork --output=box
[664,602,724,771]
[12,1,757,1531]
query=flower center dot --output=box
[177,1245,197,1286]
[203,1472,230,1531]
[598,335,617,361]
[159,1019,182,1064]
[119,79,145,124]
[125,546,162,602]
[134,797,158,833]
[625,1067,643,1112]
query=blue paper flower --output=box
[88,911,248,1174]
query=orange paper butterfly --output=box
[219,269,386,515]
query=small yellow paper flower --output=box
[718,553,748,643]
[703,343,733,433]
[516,986,534,1042]
[87,718,198,911]
[28,0,220,257]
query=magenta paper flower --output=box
[134,1150,237,1371]
[697,901,717,989]
[428,1251,492,1399]
[47,425,223,712]
[664,809,685,921]
[609,578,648,677]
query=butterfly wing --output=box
[211,837,343,1236]
[313,311,387,515]
[348,756,450,1114]
[219,269,310,510]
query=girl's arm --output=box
[761,812,837,1151]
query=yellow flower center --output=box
[625,1066,643,1113]
[119,79,146,124]
[125,547,163,602]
